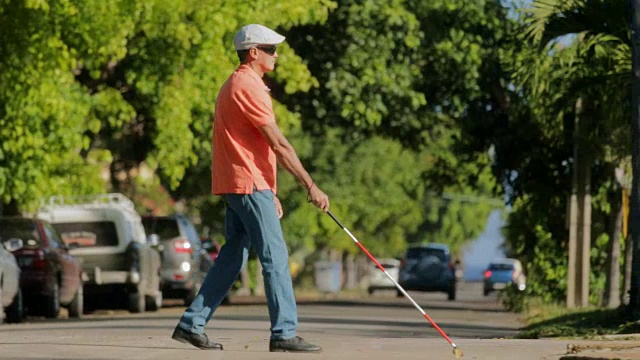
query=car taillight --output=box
[484,270,492,278]
[400,258,406,268]
[32,257,47,269]
[174,239,193,254]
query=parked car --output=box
[397,243,456,301]
[142,215,213,305]
[0,217,84,318]
[483,258,526,296]
[367,258,400,295]
[36,194,162,313]
[0,237,24,323]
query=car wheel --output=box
[396,289,403,298]
[184,281,201,306]
[367,287,374,295]
[447,285,456,301]
[68,284,83,318]
[128,288,145,313]
[44,282,61,319]
[6,287,24,323]
[145,291,162,312]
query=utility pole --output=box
[629,0,640,319]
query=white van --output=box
[36,193,162,313]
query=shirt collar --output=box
[237,64,270,92]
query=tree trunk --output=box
[568,98,591,308]
[567,191,579,307]
[623,233,633,306]
[629,0,640,319]
[236,265,251,296]
[344,254,357,289]
[603,197,623,308]
[577,153,592,307]
[567,101,580,308]
[1,199,20,216]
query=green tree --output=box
[279,0,511,253]
[0,0,335,213]
[493,0,630,308]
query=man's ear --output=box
[248,48,259,60]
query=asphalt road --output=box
[0,282,587,359]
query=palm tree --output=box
[520,0,630,308]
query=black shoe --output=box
[269,336,322,353]
[172,326,223,350]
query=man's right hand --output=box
[308,185,330,212]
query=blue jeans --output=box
[177,190,298,340]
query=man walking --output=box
[171,24,329,353]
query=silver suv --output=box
[36,194,163,313]
[142,215,213,305]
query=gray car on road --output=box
[142,215,213,305]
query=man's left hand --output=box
[274,195,283,219]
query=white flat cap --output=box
[233,24,286,50]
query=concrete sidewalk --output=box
[0,314,639,360]
[225,294,640,359]
[1,329,639,360]
[1,291,639,360]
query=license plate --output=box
[18,258,33,267]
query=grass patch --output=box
[517,299,640,339]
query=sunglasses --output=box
[256,45,277,55]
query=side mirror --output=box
[147,234,160,246]
[4,238,24,252]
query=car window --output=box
[0,220,42,247]
[489,263,514,271]
[183,220,201,250]
[406,247,447,262]
[43,224,62,249]
[141,218,153,235]
[142,218,180,240]
[53,221,119,247]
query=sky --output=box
[461,209,507,281]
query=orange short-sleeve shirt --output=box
[211,64,277,195]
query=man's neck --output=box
[244,62,264,78]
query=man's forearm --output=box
[274,146,313,190]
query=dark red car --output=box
[0,218,84,318]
